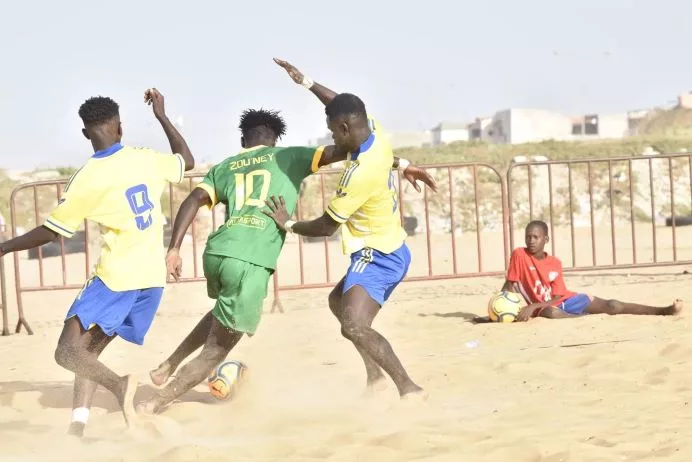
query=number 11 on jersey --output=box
[235,169,271,210]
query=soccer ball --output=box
[207,360,247,401]
[487,291,522,323]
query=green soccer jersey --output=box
[197,145,324,270]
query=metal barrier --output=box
[5,154,692,335]
[6,162,508,333]
[507,153,692,272]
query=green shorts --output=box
[203,254,272,335]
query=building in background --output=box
[310,129,431,150]
[431,122,469,145]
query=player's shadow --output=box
[418,312,490,324]
[0,380,214,415]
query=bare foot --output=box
[120,375,140,428]
[362,377,389,398]
[149,362,174,387]
[672,299,684,315]
[401,388,429,402]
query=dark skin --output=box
[0,88,195,436]
[502,224,683,322]
[140,115,435,412]
[264,59,432,398]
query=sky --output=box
[1,0,691,170]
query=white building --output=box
[471,108,631,145]
[467,117,493,142]
[431,121,469,146]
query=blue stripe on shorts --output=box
[343,244,411,306]
[556,293,592,315]
[66,277,163,345]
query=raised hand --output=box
[144,88,166,119]
[273,58,305,85]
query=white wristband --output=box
[397,158,410,171]
[285,220,296,233]
[301,76,314,89]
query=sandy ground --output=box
[2,226,692,461]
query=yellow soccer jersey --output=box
[326,119,407,255]
[44,143,185,291]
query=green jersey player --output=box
[138,107,434,414]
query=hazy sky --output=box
[1,0,690,170]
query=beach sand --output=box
[2,227,692,461]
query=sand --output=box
[2,227,692,461]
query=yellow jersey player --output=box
[135,105,433,414]
[0,89,194,436]
[265,59,436,400]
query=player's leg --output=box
[586,296,683,316]
[54,318,137,425]
[339,246,423,398]
[140,318,242,413]
[149,253,221,386]
[67,330,114,437]
[150,311,214,386]
[138,257,270,414]
[328,278,385,388]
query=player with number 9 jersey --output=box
[47,146,185,292]
[0,90,195,436]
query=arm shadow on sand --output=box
[418,312,492,324]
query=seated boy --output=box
[501,220,683,321]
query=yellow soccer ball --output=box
[487,291,522,323]
[207,360,247,401]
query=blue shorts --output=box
[66,277,163,345]
[555,293,592,315]
[343,244,411,306]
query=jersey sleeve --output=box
[151,150,185,184]
[281,146,326,181]
[550,260,570,297]
[196,164,220,209]
[44,173,96,238]
[506,248,524,282]
[326,161,373,223]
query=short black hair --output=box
[239,108,287,139]
[526,220,549,236]
[325,93,367,120]
[78,96,119,126]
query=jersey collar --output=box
[350,133,375,161]
[92,142,124,159]
[238,145,266,154]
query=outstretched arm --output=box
[165,188,212,281]
[0,226,59,257]
[317,147,437,193]
[274,58,337,106]
[263,196,339,238]
[145,88,195,171]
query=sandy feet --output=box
[121,375,140,427]
[672,299,684,315]
[149,362,175,387]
